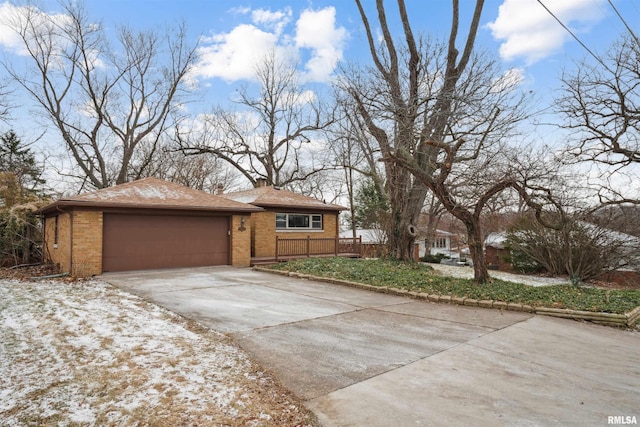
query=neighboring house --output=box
[484,232,510,270]
[339,228,387,244]
[37,177,261,277]
[340,226,458,259]
[221,182,346,260]
[415,229,458,258]
[340,228,388,258]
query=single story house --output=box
[339,228,387,244]
[415,229,458,258]
[484,232,510,270]
[220,182,347,260]
[38,177,348,276]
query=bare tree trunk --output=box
[466,219,489,283]
[385,179,426,260]
[347,166,357,239]
[348,0,484,263]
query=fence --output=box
[275,236,362,260]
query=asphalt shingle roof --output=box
[221,185,346,211]
[38,177,261,214]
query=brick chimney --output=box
[216,183,224,194]
[256,178,267,188]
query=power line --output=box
[535,0,611,71]
[607,0,640,46]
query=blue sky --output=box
[89,0,637,90]
[2,1,638,97]
[0,0,638,151]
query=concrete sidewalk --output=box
[104,267,640,426]
[429,262,571,287]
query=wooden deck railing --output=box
[275,236,362,260]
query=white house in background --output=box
[416,229,458,258]
[339,228,387,244]
[341,227,459,258]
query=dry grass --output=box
[0,276,317,426]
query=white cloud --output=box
[491,67,526,92]
[194,24,281,81]
[228,6,251,16]
[487,0,606,64]
[192,6,346,84]
[298,89,316,105]
[0,3,100,70]
[252,7,292,35]
[0,2,25,53]
[295,7,347,82]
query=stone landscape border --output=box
[255,267,640,328]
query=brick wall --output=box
[252,211,276,257]
[252,211,340,258]
[231,214,251,267]
[44,213,71,273]
[71,210,103,277]
[45,208,340,273]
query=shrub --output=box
[420,253,450,263]
[0,202,42,266]
[506,214,638,282]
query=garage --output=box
[37,177,261,277]
[102,213,230,272]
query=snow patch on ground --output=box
[0,279,314,426]
[430,263,571,287]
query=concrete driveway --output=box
[104,266,640,426]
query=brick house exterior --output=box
[43,210,105,277]
[38,178,345,276]
[220,184,345,259]
[38,178,260,277]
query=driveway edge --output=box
[254,267,640,327]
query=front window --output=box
[276,213,323,230]
[432,237,447,248]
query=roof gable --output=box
[222,185,346,211]
[38,177,261,214]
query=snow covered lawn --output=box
[0,278,316,426]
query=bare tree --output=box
[3,1,198,189]
[343,0,542,283]
[588,204,640,238]
[507,212,640,282]
[0,79,11,123]
[138,142,240,194]
[557,34,640,209]
[340,0,486,263]
[329,97,387,235]
[558,34,640,166]
[177,51,334,188]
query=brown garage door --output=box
[103,213,229,272]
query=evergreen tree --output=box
[0,130,45,199]
[353,179,389,229]
[0,130,46,265]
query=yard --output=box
[0,269,316,426]
[266,257,640,316]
